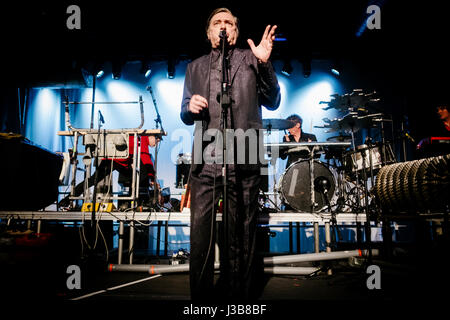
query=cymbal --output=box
[317,112,383,133]
[327,135,352,142]
[262,118,295,130]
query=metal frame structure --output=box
[0,210,369,265]
[59,96,165,205]
[0,209,445,274]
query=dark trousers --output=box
[189,164,262,301]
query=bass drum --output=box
[278,160,337,212]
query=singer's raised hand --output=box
[247,25,277,63]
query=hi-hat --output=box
[262,118,295,130]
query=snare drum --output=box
[344,143,395,175]
[278,160,337,212]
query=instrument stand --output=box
[308,146,318,213]
[147,86,164,208]
[271,156,279,208]
[360,149,373,263]
[349,127,363,211]
[316,178,342,247]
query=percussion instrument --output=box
[277,159,337,212]
[343,142,395,177]
[262,118,296,130]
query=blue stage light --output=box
[331,68,340,76]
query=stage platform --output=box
[1,209,448,315]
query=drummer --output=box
[280,114,317,168]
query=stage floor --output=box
[1,247,447,304]
[1,222,448,317]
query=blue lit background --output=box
[24,57,358,254]
[26,58,343,194]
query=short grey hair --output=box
[205,8,239,38]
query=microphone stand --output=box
[146,86,164,208]
[147,86,165,134]
[219,30,231,256]
[91,111,104,230]
[315,177,342,246]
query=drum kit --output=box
[175,89,397,214]
[263,89,396,214]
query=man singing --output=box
[180,8,280,300]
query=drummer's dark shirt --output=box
[280,132,317,168]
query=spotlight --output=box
[302,59,311,78]
[92,62,104,79]
[167,58,175,79]
[140,61,152,78]
[96,70,104,78]
[281,59,293,77]
[331,60,342,76]
[331,68,340,76]
[112,60,123,80]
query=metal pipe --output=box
[314,222,319,253]
[131,133,138,202]
[129,221,135,264]
[265,142,351,148]
[64,98,146,132]
[109,262,220,274]
[325,222,331,252]
[264,266,319,275]
[108,250,377,273]
[325,222,332,275]
[263,249,378,265]
[108,263,319,276]
[118,221,124,264]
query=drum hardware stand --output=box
[349,126,363,211]
[360,148,373,263]
[308,146,319,213]
[270,156,279,208]
[380,117,388,164]
[329,152,346,212]
[258,190,281,213]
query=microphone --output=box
[98,110,104,124]
[146,85,153,94]
[219,30,228,49]
[314,176,331,195]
